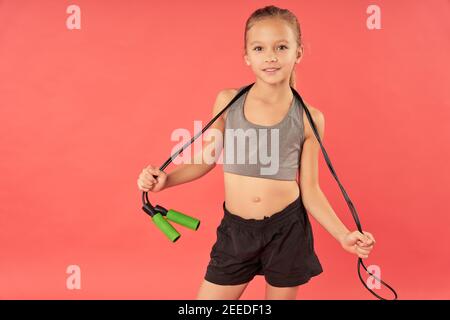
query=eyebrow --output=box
[250,39,290,45]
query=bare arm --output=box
[164,89,235,190]
[299,105,375,259]
[299,107,350,243]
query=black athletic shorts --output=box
[204,195,323,287]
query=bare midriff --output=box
[221,87,304,220]
[223,171,300,219]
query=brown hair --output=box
[244,5,302,89]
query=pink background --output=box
[0,0,449,299]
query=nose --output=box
[265,55,278,62]
[265,51,278,62]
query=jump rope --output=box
[141,82,398,300]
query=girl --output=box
[137,5,375,300]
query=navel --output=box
[252,196,261,203]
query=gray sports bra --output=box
[222,86,305,180]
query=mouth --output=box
[263,67,281,74]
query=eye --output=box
[253,45,288,51]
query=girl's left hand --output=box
[339,230,376,259]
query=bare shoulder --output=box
[302,101,325,140]
[212,88,240,121]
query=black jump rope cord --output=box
[142,83,398,300]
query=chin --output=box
[260,75,288,85]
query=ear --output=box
[295,45,304,64]
[244,53,250,66]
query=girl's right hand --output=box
[137,165,168,193]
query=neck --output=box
[251,80,293,104]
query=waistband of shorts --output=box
[222,195,302,228]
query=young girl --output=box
[137,5,376,300]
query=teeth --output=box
[264,68,278,71]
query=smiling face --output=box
[244,18,303,85]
